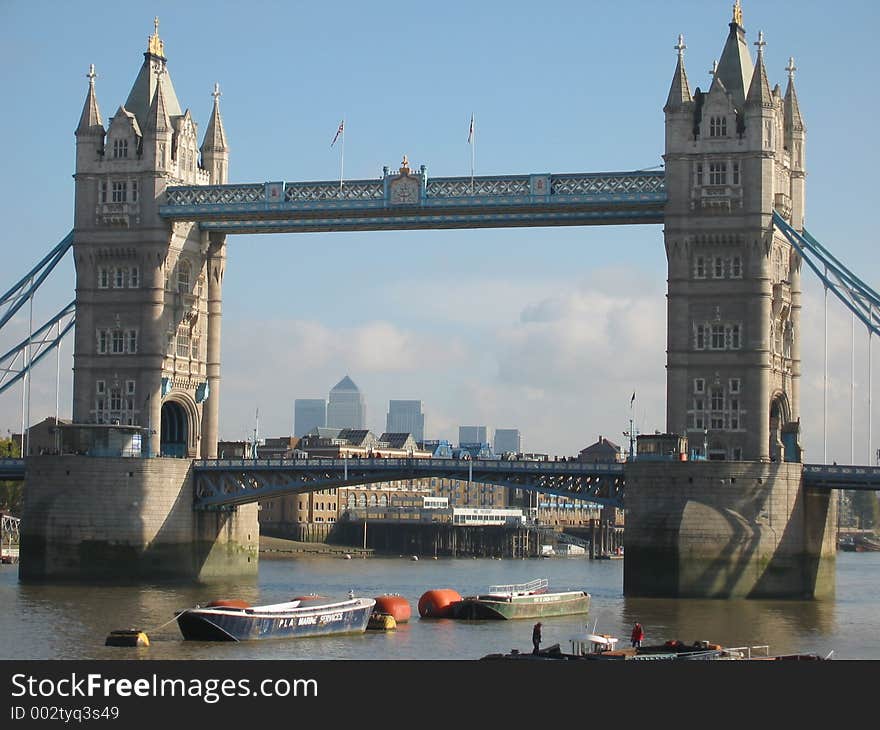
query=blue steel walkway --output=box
[159,168,666,234]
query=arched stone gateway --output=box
[160,396,199,457]
[160,401,187,457]
[769,392,790,462]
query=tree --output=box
[0,437,23,516]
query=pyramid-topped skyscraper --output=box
[327,376,366,429]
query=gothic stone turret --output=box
[71,22,228,458]
[663,8,805,462]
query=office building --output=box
[386,400,425,442]
[494,428,521,455]
[294,399,326,437]
[458,425,488,446]
[326,375,366,429]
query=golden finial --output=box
[732,1,743,27]
[148,16,165,57]
[400,154,410,172]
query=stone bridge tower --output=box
[663,2,806,462]
[72,20,228,458]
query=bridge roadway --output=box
[4,458,880,508]
[192,457,625,511]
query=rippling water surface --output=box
[2,552,878,660]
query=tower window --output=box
[710,324,725,350]
[729,378,741,393]
[114,268,126,288]
[728,324,741,349]
[125,380,136,395]
[695,164,704,186]
[710,388,724,412]
[709,116,728,137]
[694,256,706,279]
[110,387,122,412]
[709,162,727,185]
[129,267,140,288]
[178,260,191,294]
[111,330,125,354]
[694,378,705,394]
[113,139,129,159]
[695,325,706,350]
[731,257,742,278]
[127,330,138,353]
[96,380,105,394]
[732,162,740,185]
[131,180,138,203]
[111,181,128,203]
[99,181,108,203]
[98,267,109,289]
[176,329,191,358]
[713,257,724,278]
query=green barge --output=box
[451,579,591,620]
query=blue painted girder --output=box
[192,457,626,510]
[160,171,666,234]
[802,464,880,491]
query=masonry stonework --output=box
[20,456,258,581]
[624,460,835,598]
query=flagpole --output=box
[339,117,345,195]
[470,113,475,194]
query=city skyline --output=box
[0,2,877,460]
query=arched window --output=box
[357,494,366,508]
[379,494,387,506]
[347,494,356,508]
[369,494,378,507]
[178,260,191,293]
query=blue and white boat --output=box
[176,596,376,641]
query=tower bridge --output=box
[6,4,876,595]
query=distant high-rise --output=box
[294,399,326,437]
[459,425,488,445]
[386,400,425,442]
[494,428,521,455]
[327,375,366,429]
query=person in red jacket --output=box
[631,622,645,648]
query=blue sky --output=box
[1,1,878,461]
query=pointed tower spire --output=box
[784,56,805,132]
[746,31,773,107]
[124,18,182,132]
[664,34,692,111]
[201,83,228,153]
[201,82,230,184]
[76,64,104,135]
[145,68,170,133]
[714,1,754,109]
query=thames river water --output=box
[1,552,879,660]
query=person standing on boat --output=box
[631,622,645,648]
[532,622,542,654]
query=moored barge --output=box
[176,595,375,641]
[450,579,590,620]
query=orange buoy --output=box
[205,599,251,609]
[374,595,412,623]
[418,589,462,618]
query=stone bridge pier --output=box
[623,461,836,598]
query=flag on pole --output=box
[331,120,344,148]
[467,113,474,144]
[630,391,636,407]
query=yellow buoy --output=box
[105,630,150,647]
[367,613,397,631]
